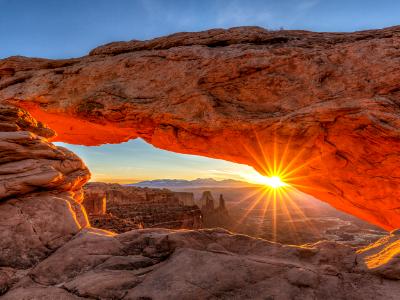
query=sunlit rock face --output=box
[1,26,400,230]
[82,184,107,215]
[0,106,90,268]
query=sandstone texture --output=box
[0,105,90,269]
[2,227,400,300]
[0,26,399,230]
[83,182,202,232]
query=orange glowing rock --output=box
[357,230,400,279]
[1,26,400,230]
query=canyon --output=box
[82,182,202,232]
[82,183,231,234]
[83,181,384,247]
[0,26,400,299]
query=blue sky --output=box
[2,0,400,182]
[2,0,400,59]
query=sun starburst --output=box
[241,172,288,189]
[230,130,334,243]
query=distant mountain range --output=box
[127,178,258,188]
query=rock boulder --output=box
[0,106,90,269]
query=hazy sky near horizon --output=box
[56,139,258,183]
[3,0,400,182]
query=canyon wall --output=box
[83,182,202,232]
[199,191,232,228]
[0,26,399,230]
[82,186,106,215]
[174,191,196,206]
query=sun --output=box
[230,132,323,242]
[256,174,288,189]
[239,171,289,189]
[264,175,287,189]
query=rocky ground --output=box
[2,227,400,300]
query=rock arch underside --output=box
[1,26,400,299]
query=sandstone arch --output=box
[1,26,400,230]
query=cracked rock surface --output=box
[0,26,399,229]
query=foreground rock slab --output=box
[1,26,400,230]
[2,228,400,299]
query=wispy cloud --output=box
[297,0,319,11]
[283,0,320,28]
[138,0,200,29]
[215,0,320,30]
[215,0,273,28]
